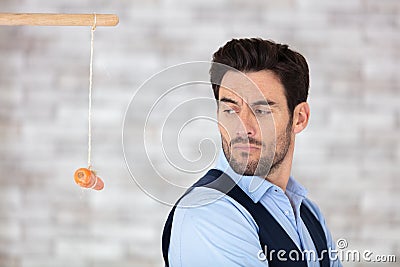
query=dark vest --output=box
[162,169,330,267]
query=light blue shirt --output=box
[168,152,342,267]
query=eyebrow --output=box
[219,97,276,106]
[251,100,277,106]
[219,97,239,105]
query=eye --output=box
[254,108,271,115]
[223,109,237,114]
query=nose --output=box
[236,106,258,138]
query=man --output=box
[162,38,341,266]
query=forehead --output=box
[219,70,285,104]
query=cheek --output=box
[218,121,231,142]
[218,112,241,137]
[272,117,292,142]
[256,117,276,140]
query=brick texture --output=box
[0,0,399,266]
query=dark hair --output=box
[210,38,309,116]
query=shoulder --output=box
[302,197,333,242]
[302,197,326,224]
[169,187,264,266]
[173,186,259,234]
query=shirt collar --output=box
[286,176,308,198]
[214,151,307,202]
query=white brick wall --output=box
[0,1,399,266]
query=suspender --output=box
[162,169,330,267]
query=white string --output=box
[88,13,96,169]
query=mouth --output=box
[232,144,260,152]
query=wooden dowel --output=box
[0,13,119,26]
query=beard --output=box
[221,122,292,177]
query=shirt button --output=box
[284,210,290,216]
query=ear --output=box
[292,102,310,134]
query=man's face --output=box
[217,70,292,177]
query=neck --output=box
[264,141,295,191]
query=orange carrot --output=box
[74,168,104,190]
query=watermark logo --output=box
[257,238,397,263]
[122,62,276,207]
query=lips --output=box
[233,145,260,151]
